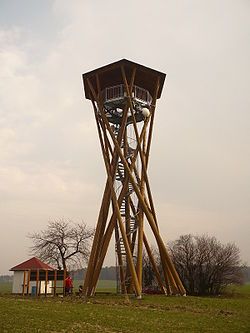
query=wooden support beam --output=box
[54,270,57,297]
[92,104,141,297]
[36,269,39,296]
[45,270,48,297]
[121,68,186,295]
[22,271,26,296]
[84,70,143,297]
[26,270,31,295]
[83,87,130,293]
[115,224,126,293]
[83,96,129,296]
[63,270,67,296]
[143,234,167,294]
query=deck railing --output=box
[103,84,152,105]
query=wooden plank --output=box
[54,270,57,296]
[45,270,48,296]
[36,269,39,296]
[26,270,31,295]
[63,270,67,296]
[22,271,26,296]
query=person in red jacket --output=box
[65,273,73,295]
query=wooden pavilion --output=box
[10,257,66,296]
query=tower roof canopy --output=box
[82,59,166,101]
[10,257,54,271]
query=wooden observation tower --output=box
[82,59,185,298]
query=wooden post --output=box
[22,271,26,296]
[83,100,129,295]
[143,234,167,294]
[45,270,48,296]
[26,270,31,295]
[54,270,57,297]
[93,103,141,297]
[63,270,67,296]
[115,224,126,293]
[36,269,39,296]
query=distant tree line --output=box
[72,266,117,281]
[1,266,250,284]
[242,266,250,282]
[0,275,13,283]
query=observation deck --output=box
[82,59,166,125]
[102,84,152,125]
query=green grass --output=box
[0,285,249,332]
[0,282,12,294]
[225,283,250,297]
[84,279,116,292]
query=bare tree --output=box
[142,249,156,289]
[142,247,164,292]
[168,234,243,295]
[28,218,94,271]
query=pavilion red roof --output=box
[10,257,54,271]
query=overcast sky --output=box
[0,0,249,275]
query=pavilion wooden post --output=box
[53,270,57,297]
[36,269,39,296]
[45,270,48,296]
[82,59,186,297]
[22,271,26,296]
[63,270,67,296]
[26,270,31,295]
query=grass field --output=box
[0,281,12,294]
[0,282,249,332]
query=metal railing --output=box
[105,84,124,102]
[103,84,152,105]
[133,85,152,104]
